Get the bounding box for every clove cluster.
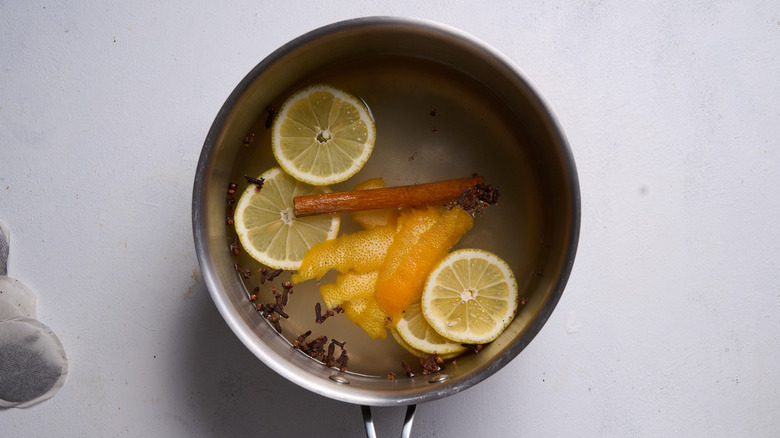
[420,354,444,375]
[226,183,237,225]
[250,276,293,334]
[293,331,350,372]
[453,182,501,216]
[396,354,445,379]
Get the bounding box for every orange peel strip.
[291,224,395,283]
[375,206,474,324]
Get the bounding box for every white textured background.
[2,1,779,436]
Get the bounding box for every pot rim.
[193,15,580,406]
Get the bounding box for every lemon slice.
[272,84,376,186]
[391,329,463,361]
[421,249,518,344]
[393,302,467,358]
[390,329,433,358]
[234,167,340,270]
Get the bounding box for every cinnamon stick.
[293,176,484,217]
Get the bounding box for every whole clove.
[265,106,278,128]
[249,286,260,302]
[461,343,484,354]
[258,267,284,285]
[244,175,265,192]
[401,360,414,378]
[266,268,283,282]
[315,302,323,324]
[226,194,236,225]
[234,264,252,279]
[268,302,289,319]
[321,308,335,322]
[243,133,255,147]
[230,235,240,255]
[258,267,268,284]
[331,339,346,349]
[325,342,337,367]
[336,350,349,372]
[315,302,340,324]
[281,281,293,306]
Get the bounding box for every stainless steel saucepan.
[192,16,580,436]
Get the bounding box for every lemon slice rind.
[393,302,467,358]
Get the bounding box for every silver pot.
[192,16,579,435]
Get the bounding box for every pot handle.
[361,404,417,438]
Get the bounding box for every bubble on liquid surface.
[0,318,68,408]
[0,277,37,321]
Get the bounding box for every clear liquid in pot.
[228,55,544,377]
